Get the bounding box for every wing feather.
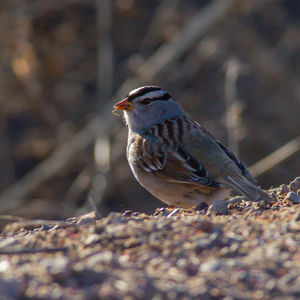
[131,121,219,188]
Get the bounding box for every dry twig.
[0,247,68,255]
[141,0,181,51]
[249,135,300,177]
[223,58,244,155]
[136,0,239,82]
[91,0,114,209]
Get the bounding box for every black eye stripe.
[158,93,171,101]
[141,93,171,103]
[140,94,172,105]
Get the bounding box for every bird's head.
[113,86,184,132]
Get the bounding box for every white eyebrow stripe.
[129,87,144,96]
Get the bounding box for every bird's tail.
[221,175,270,202]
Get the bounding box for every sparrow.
[113,86,269,208]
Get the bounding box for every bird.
[113,86,270,208]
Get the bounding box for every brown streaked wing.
[137,119,219,187]
[134,133,167,173]
[155,148,219,187]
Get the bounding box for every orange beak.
[113,97,134,111]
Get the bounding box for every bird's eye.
[141,98,152,105]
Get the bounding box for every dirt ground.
[0,177,299,299]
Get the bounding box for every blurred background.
[0,0,299,219]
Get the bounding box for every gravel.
[0,178,300,299]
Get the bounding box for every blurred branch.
[0,118,100,212]
[0,0,95,42]
[136,0,239,82]
[0,247,68,255]
[91,0,113,209]
[250,135,300,177]
[64,166,93,207]
[0,0,245,212]
[168,37,221,90]
[235,24,299,90]
[141,0,181,51]
[223,58,244,155]
[96,0,113,105]
[0,118,16,187]
[0,215,26,231]
[0,3,61,127]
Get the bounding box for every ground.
[0,177,299,299]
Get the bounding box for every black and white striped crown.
[127,86,173,103]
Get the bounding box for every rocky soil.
[0,178,300,299]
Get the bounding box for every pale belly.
[133,167,230,208]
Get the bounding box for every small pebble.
[0,260,9,272]
[185,264,199,276]
[41,257,70,274]
[153,208,169,216]
[293,212,300,221]
[277,184,289,195]
[270,191,278,202]
[200,259,221,272]
[132,212,141,217]
[122,210,133,216]
[76,212,99,225]
[0,237,19,249]
[257,199,267,209]
[289,177,300,192]
[284,192,300,204]
[85,234,101,246]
